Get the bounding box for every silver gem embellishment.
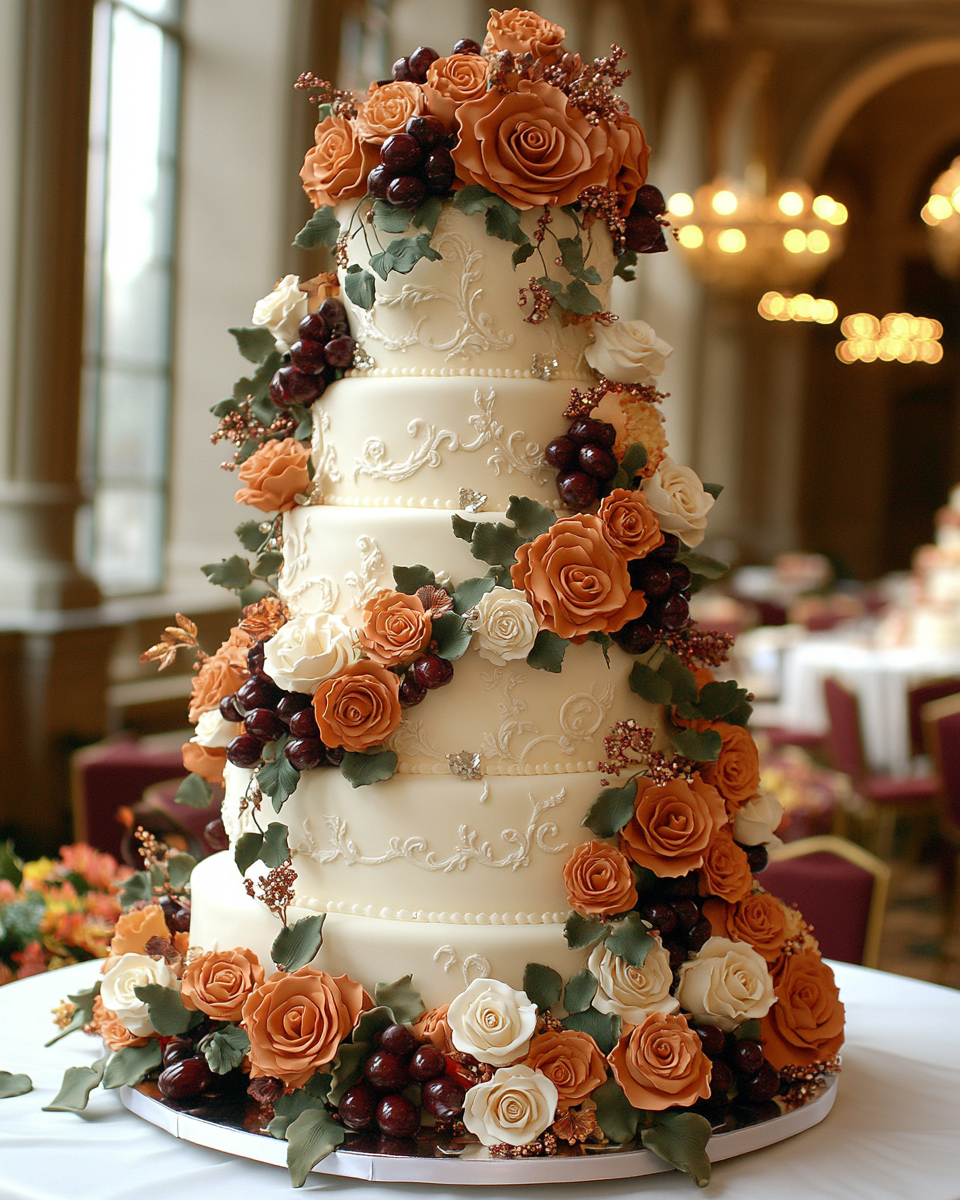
[458,487,487,512]
[447,750,482,781]
[352,345,376,370]
[531,354,559,381]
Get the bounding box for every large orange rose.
[355,81,424,144]
[699,723,761,812]
[454,80,614,210]
[313,660,401,752]
[300,113,377,209]
[608,114,650,215]
[234,438,310,515]
[760,951,845,1071]
[620,776,727,878]
[697,826,753,903]
[93,995,149,1051]
[562,840,637,917]
[597,488,663,559]
[357,589,432,667]
[510,513,646,639]
[704,892,802,964]
[181,741,226,785]
[109,904,170,957]
[525,1028,607,1108]
[242,967,372,1090]
[181,948,265,1023]
[483,8,566,64]
[424,53,490,127]
[608,1012,712,1110]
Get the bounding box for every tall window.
[78,0,181,595]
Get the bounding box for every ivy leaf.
[527,630,568,674]
[658,651,698,704]
[505,494,555,541]
[339,749,398,788]
[522,963,562,1011]
[0,1072,33,1098]
[326,1043,367,1106]
[393,564,436,594]
[370,232,441,280]
[611,441,649,491]
[431,612,472,660]
[613,250,638,282]
[236,439,259,466]
[453,184,502,214]
[174,772,215,811]
[676,680,752,725]
[166,852,196,892]
[592,1076,640,1143]
[557,236,586,277]
[512,242,537,268]
[629,661,672,705]
[588,630,612,667]
[304,1072,332,1102]
[45,981,101,1046]
[555,278,601,316]
[485,200,529,246]
[582,777,637,838]
[272,913,325,972]
[374,975,425,1025]
[671,726,722,763]
[285,1107,345,1188]
[564,911,609,951]
[605,912,655,969]
[451,513,476,543]
[201,555,253,593]
[202,1024,251,1074]
[235,521,268,555]
[641,1111,713,1188]
[118,871,152,911]
[211,396,238,418]
[734,1018,762,1042]
[267,1087,324,1139]
[675,547,729,580]
[42,1057,108,1113]
[261,822,290,869]
[536,275,562,296]
[561,968,597,1015]
[293,205,339,249]
[133,984,198,1036]
[102,1041,163,1089]
[702,482,724,499]
[452,575,495,613]
[371,199,412,233]
[469,521,522,570]
[293,405,313,442]
[235,831,264,875]
[561,1009,621,1055]
[411,195,443,235]
[259,748,301,812]
[253,550,284,579]
[229,325,277,364]
[343,265,376,311]
[236,352,283,427]
[350,1006,396,1051]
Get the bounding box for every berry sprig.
[293,72,357,118]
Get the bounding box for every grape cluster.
[338,1022,465,1139]
[158,893,191,935]
[610,534,691,653]
[398,652,455,708]
[368,117,456,210]
[638,874,711,972]
[624,184,668,255]
[390,39,480,84]
[545,417,620,511]
[692,1024,780,1107]
[269,298,356,411]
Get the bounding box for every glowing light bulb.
[677,224,704,248]
[783,229,806,254]
[812,195,836,220]
[717,228,746,253]
[952,187,960,212]
[928,194,953,221]
[711,189,738,215]
[667,192,694,217]
[806,229,830,254]
[778,191,804,216]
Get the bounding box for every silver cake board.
[119,1076,837,1185]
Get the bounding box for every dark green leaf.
[45,981,101,1046]
[561,968,598,1015]
[235,831,263,875]
[431,612,471,660]
[453,185,502,215]
[133,984,195,1036]
[0,1072,33,1098]
[0,840,23,887]
[642,1111,712,1188]
[42,1058,108,1113]
[605,912,655,969]
[371,232,441,279]
[587,630,612,666]
[202,1023,251,1074]
[343,266,376,310]
[613,251,638,282]
[723,699,753,727]
[561,1009,621,1055]
[555,278,601,316]
[339,749,398,788]
[236,439,259,466]
[286,1107,345,1186]
[702,482,724,499]
[393,564,436,594]
[171,772,212,813]
[272,913,325,972]
[557,236,585,276]
[259,749,301,812]
[582,777,637,838]
[734,1018,762,1041]
[670,726,722,762]
[451,513,476,542]
[253,550,284,579]
[512,241,537,267]
[522,963,562,1011]
[527,629,568,673]
[564,911,608,951]
[166,852,196,892]
[536,274,563,296]
[485,200,529,246]
[229,326,277,364]
[592,1076,640,1142]
[371,198,412,233]
[261,822,290,869]
[102,1041,163,1089]
[676,680,752,726]
[675,547,729,580]
[351,1006,396,1051]
[267,1087,324,1139]
[118,870,153,910]
[469,520,522,569]
[611,441,648,493]
[304,1072,332,1101]
[581,265,602,285]
[327,1044,367,1106]
[411,195,443,235]
[374,975,425,1025]
[236,352,283,427]
[452,575,495,613]
[293,405,313,442]
[658,651,698,704]
[293,206,339,249]
[201,555,253,592]
[211,396,239,418]
[505,494,555,541]
[629,661,672,704]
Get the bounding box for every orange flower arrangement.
[608,1011,712,1110]
[483,7,566,64]
[187,625,252,723]
[181,948,266,1023]
[597,488,663,558]
[620,776,727,877]
[357,589,432,667]
[300,113,378,209]
[699,722,761,812]
[562,839,638,916]
[525,1028,607,1108]
[704,892,803,963]
[697,826,754,903]
[423,53,491,126]
[234,438,310,514]
[760,950,845,1071]
[355,80,425,144]
[313,660,402,752]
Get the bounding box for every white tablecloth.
[778,637,960,773]
[1,961,959,1200]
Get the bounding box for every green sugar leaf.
[702,482,724,499]
[260,822,291,869]
[485,199,529,245]
[202,1024,251,1075]
[272,914,325,973]
[371,199,412,233]
[432,611,472,660]
[512,241,537,267]
[0,1072,33,1098]
[339,749,398,788]
[527,630,568,674]
[42,1058,108,1113]
[411,195,443,235]
[671,726,722,763]
[604,912,655,969]
[267,1087,324,1139]
[343,265,376,311]
[452,575,495,613]
[555,277,601,316]
[393,563,436,594]
[451,513,476,542]
[118,871,152,911]
[234,518,267,553]
[201,555,253,593]
[166,852,196,892]
[293,206,339,249]
[285,1108,345,1188]
[629,661,672,705]
[469,521,523,570]
[234,831,263,875]
[592,1076,640,1143]
[102,1041,163,1089]
[132,984,196,1036]
[641,1111,713,1188]
[675,547,729,580]
[582,777,638,838]
[253,550,284,580]
[46,981,101,1046]
[505,494,555,540]
[561,968,597,1015]
[658,651,698,704]
[453,184,502,215]
[561,1009,621,1055]
[374,975,425,1025]
[522,963,562,1011]
[564,910,608,951]
[614,250,638,281]
[229,326,276,364]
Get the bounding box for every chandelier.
[666,180,848,294]
[921,157,960,278]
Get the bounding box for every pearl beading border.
[345,366,590,381]
[319,494,566,511]
[297,895,568,925]
[395,761,599,776]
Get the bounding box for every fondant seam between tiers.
[393,760,599,775]
[345,367,592,380]
[316,495,569,510]
[296,895,570,924]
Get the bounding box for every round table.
[1,960,959,1200]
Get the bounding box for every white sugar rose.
[588,940,679,1024]
[101,952,177,1037]
[192,708,239,748]
[447,977,537,1066]
[675,936,776,1032]
[471,587,538,665]
[734,790,785,849]
[463,1065,559,1147]
[251,274,309,353]
[263,613,358,693]
[642,456,715,548]
[585,318,673,385]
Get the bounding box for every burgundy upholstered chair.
[908,677,960,758]
[920,694,960,969]
[763,835,890,967]
[823,677,939,858]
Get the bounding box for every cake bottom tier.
[189,851,585,1008]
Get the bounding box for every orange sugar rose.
[704,892,803,963]
[597,489,663,559]
[760,950,845,1071]
[300,113,378,208]
[483,8,566,64]
[355,80,425,144]
[234,438,310,515]
[423,53,490,126]
[109,904,170,957]
[608,114,650,215]
[608,1011,712,1110]
[699,722,761,812]
[313,660,401,752]
[188,625,252,723]
[181,741,226,786]
[93,995,149,1051]
[412,1004,452,1051]
[620,776,727,878]
[357,589,432,667]
[563,839,638,917]
[525,1028,607,1108]
[697,826,754,903]
[181,948,265,1023]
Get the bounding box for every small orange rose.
[313,660,401,752]
[562,840,638,916]
[608,1011,712,1110]
[181,948,265,1023]
[620,776,728,878]
[699,723,761,812]
[424,53,490,126]
[300,113,378,209]
[234,438,310,515]
[704,892,802,963]
[109,904,170,957]
[93,995,149,1051]
[597,488,663,559]
[760,950,845,1071]
[181,741,227,786]
[697,826,754,903]
[357,589,432,667]
[510,513,646,639]
[188,625,252,723]
[412,1004,452,1050]
[525,1028,607,1108]
[608,114,650,215]
[355,80,425,144]
[484,8,566,64]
